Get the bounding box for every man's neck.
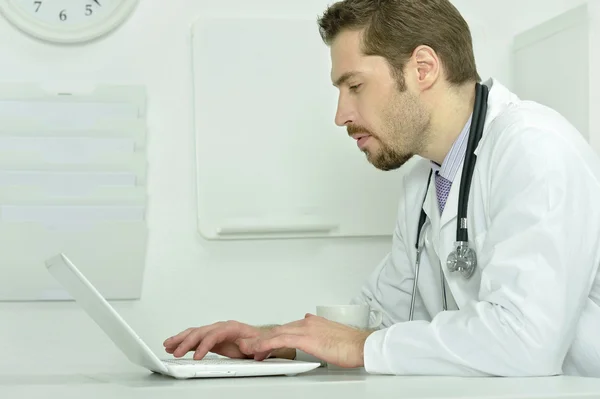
[421,82,477,165]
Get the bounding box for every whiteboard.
[512,4,590,140]
[190,17,408,240]
[0,83,148,301]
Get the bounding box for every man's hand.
[163,321,274,360]
[163,321,269,360]
[242,313,374,368]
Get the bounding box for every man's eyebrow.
[332,71,360,87]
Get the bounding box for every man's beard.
[366,138,415,171]
[365,104,430,171]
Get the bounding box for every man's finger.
[163,327,195,347]
[173,325,218,357]
[237,337,257,355]
[193,327,235,360]
[253,351,272,362]
[165,328,200,352]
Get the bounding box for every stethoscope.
[408,82,489,321]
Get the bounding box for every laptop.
[44,253,321,379]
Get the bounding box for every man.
[164,0,600,377]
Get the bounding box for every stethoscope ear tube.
[456,83,489,242]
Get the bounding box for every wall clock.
[0,0,139,44]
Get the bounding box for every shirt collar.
[430,114,473,183]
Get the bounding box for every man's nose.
[334,95,354,127]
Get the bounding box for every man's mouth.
[352,133,370,140]
[352,133,371,149]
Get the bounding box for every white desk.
[3,364,600,399]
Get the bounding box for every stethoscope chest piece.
[446,241,477,279]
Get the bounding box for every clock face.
[17,0,120,25]
[0,0,139,43]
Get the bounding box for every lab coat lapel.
[422,171,441,252]
[439,163,462,230]
[423,161,462,263]
[437,168,461,302]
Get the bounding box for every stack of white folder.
[0,83,148,301]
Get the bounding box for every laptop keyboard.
[162,357,260,366]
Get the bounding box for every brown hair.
[317,0,481,88]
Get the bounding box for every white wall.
[479,0,588,91]
[0,0,578,375]
[429,0,589,92]
[493,0,597,152]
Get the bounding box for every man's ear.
[411,45,440,91]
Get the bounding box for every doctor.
[164,0,600,377]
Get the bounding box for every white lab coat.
[352,78,600,377]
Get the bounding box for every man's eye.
[349,84,361,91]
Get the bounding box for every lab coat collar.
[474,78,520,156]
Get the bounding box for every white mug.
[316,304,383,369]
